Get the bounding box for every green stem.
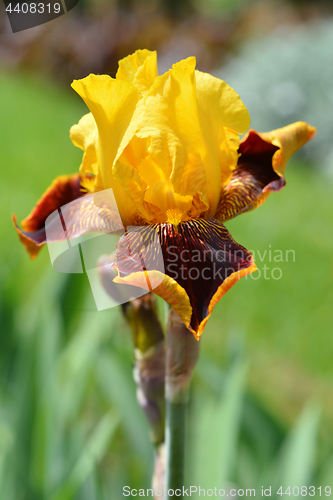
[166,400,187,497]
[165,310,200,499]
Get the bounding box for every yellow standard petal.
[134,57,222,219]
[71,53,250,226]
[70,112,98,192]
[195,70,250,187]
[71,74,143,225]
[70,112,98,175]
[116,49,158,95]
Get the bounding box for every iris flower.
[13,50,315,339]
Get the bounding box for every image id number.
[277,486,332,496]
[5,2,61,14]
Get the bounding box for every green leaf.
[190,359,246,488]
[49,411,119,500]
[279,403,320,488]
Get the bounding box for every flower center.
[166,208,183,227]
[147,179,193,224]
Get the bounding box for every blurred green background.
[1,0,333,498]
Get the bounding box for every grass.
[1,69,333,498]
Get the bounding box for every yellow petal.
[116,49,158,95]
[135,57,222,217]
[114,271,193,330]
[70,113,98,192]
[195,70,250,134]
[120,135,150,170]
[71,54,251,225]
[195,70,250,186]
[71,74,142,225]
[258,121,316,177]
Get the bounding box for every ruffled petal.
[71,54,251,225]
[70,112,98,174]
[135,57,222,218]
[116,49,158,95]
[195,70,250,186]
[112,218,256,338]
[215,121,316,222]
[259,121,316,177]
[114,271,193,330]
[13,178,122,259]
[71,74,142,225]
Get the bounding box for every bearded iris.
[13,49,315,339]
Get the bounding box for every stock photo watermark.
[165,245,295,282]
[122,485,332,497]
[3,0,80,32]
